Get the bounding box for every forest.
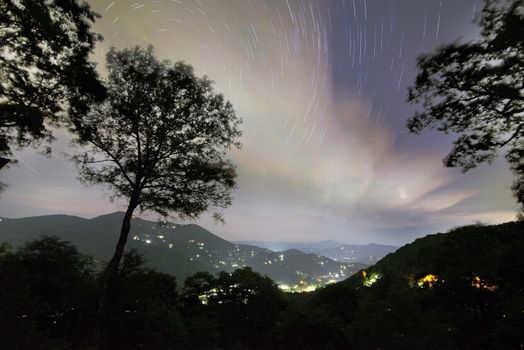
[1,220,523,349]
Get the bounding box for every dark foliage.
[339,221,524,349]
[0,237,96,349]
[407,0,524,206]
[70,45,241,345]
[180,267,286,350]
[73,46,241,220]
[103,251,186,350]
[2,221,523,349]
[0,0,105,163]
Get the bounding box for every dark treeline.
[1,221,523,350]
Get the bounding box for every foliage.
[516,208,524,221]
[407,0,524,205]
[0,0,105,160]
[73,45,241,220]
[181,267,286,349]
[340,220,524,349]
[71,45,241,345]
[0,237,96,349]
[2,221,523,349]
[103,251,186,350]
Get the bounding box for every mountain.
[340,221,524,288]
[233,240,397,264]
[0,212,366,286]
[233,240,343,252]
[314,243,398,264]
[307,221,524,349]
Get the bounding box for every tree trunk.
[90,191,140,349]
[0,157,9,170]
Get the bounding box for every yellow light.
[362,271,381,287]
[278,284,290,291]
[417,274,438,288]
[471,276,497,291]
[302,285,317,292]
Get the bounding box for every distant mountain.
[315,243,398,264]
[233,240,343,252]
[234,240,397,264]
[0,212,366,286]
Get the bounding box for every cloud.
[0,0,518,245]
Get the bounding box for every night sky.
[0,0,518,245]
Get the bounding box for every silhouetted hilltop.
[307,221,524,349]
[340,221,524,288]
[0,212,366,285]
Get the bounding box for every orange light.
[417,274,438,288]
[471,276,497,291]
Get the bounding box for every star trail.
[0,0,517,245]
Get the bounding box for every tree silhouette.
[0,237,96,349]
[407,0,524,206]
[72,46,241,346]
[0,0,105,169]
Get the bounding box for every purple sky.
[0,0,518,245]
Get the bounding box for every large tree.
[72,46,241,345]
[407,0,524,205]
[0,0,105,168]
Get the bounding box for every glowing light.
[417,274,438,288]
[278,284,290,291]
[145,239,151,244]
[303,285,317,292]
[198,294,208,305]
[362,270,381,287]
[278,282,319,293]
[471,276,497,291]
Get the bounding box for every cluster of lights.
[471,276,497,291]
[132,233,359,287]
[131,233,170,246]
[198,285,257,305]
[414,274,498,291]
[278,281,319,293]
[417,274,439,288]
[362,270,381,287]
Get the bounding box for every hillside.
[305,221,524,349]
[341,221,524,288]
[0,212,366,286]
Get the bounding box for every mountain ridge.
[0,212,367,286]
[234,239,397,264]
